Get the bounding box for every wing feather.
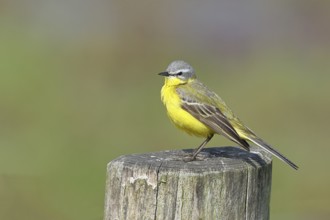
[177,85,250,151]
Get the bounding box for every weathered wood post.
[104,147,272,220]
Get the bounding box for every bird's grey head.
[158,60,196,80]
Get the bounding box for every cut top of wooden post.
[104,147,272,220]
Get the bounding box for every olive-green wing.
[176,82,250,151]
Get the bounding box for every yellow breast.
[161,83,213,137]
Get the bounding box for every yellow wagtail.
[158,60,298,170]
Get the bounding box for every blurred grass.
[1,3,330,219]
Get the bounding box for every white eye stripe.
[170,69,191,75]
[178,69,190,73]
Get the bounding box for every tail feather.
[247,136,299,170]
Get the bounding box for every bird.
[158,60,298,170]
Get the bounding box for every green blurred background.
[1,0,329,219]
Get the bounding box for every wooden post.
[104,147,272,220]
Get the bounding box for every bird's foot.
[183,154,197,162]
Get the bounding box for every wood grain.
[104,147,272,220]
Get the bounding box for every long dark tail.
[247,136,298,170]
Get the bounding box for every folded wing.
[177,84,250,151]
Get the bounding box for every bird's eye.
[176,72,183,76]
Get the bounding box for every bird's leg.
[191,134,214,160]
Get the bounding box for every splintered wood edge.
[107,146,272,173]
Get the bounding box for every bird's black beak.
[158,71,170,76]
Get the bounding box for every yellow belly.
[161,84,213,137]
